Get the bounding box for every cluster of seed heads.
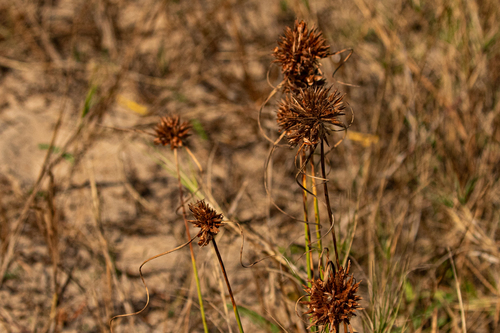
[274,21,361,332]
[153,119,224,247]
[149,19,360,333]
[273,20,348,153]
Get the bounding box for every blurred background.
[0,0,499,332]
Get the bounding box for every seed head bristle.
[302,261,362,331]
[277,86,347,149]
[273,20,331,93]
[153,115,191,150]
[188,200,224,247]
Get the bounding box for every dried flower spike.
[273,20,331,93]
[188,200,224,247]
[153,115,191,150]
[302,261,362,332]
[277,86,347,150]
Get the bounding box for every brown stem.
[310,155,323,275]
[212,239,244,332]
[320,139,340,269]
[300,150,313,281]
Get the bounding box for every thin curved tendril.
[234,220,277,269]
[304,222,334,255]
[231,220,307,283]
[294,145,317,195]
[295,294,309,325]
[317,247,329,276]
[329,48,354,79]
[294,123,350,195]
[232,215,333,285]
[258,83,283,144]
[266,63,278,90]
[324,107,353,156]
[109,236,197,332]
[264,132,306,222]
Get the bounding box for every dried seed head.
[277,86,347,149]
[273,20,331,93]
[302,261,362,331]
[153,115,191,150]
[188,200,224,247]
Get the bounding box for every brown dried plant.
[277,86,347,152]
[188,200,224,247]
[273,23,357,332]
[153,115,191,150]
[302,261,362,332]
[154,116,210,332]
[273,20,331,93]
[188,200,245,332]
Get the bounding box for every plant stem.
[300,151,313,285]
[301,151,315,331]
[310,154,323,278]
[212,239,245,333]
[174,148,209,333]
[320,140,340,269]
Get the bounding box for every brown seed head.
[302,261,362,331]
[153,115,191,150]
[188,200,224,247]
[277,86,347,149]
[273,20,331,93]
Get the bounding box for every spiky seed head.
[188,200,224,247]
[277,86,347,149]
[273,20,331,93]
[302,261,362,331]
[153,115,191,150]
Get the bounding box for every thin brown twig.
[301,151,314,283]
[212,239,244,333]
[320,140,340,268]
